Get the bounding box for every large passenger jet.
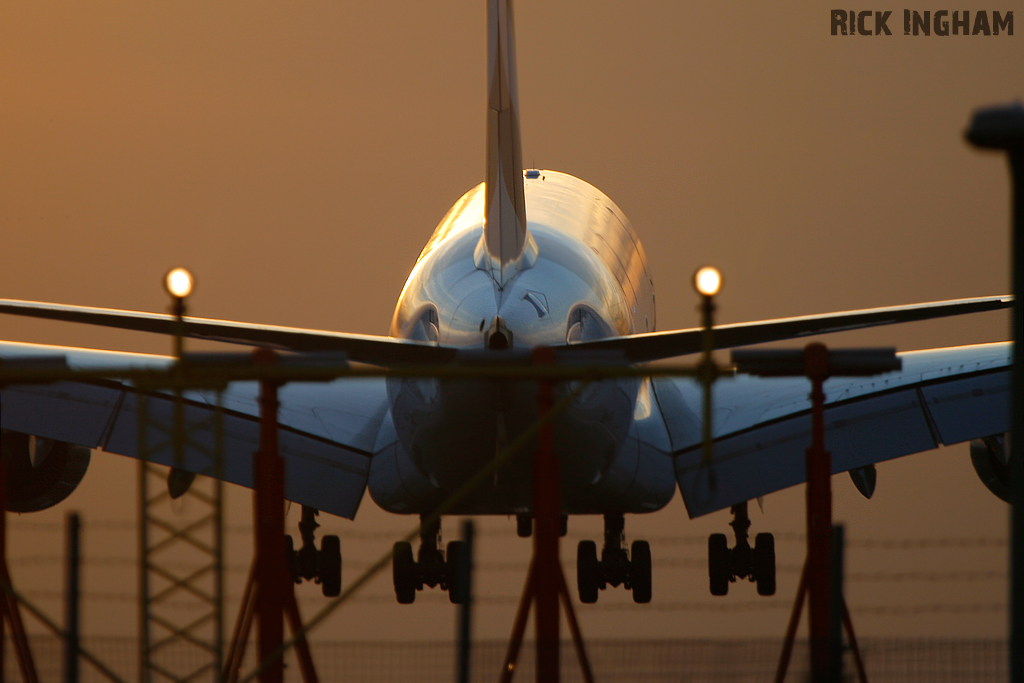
[0,0,1012,604]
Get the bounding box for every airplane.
[0,0,1014,606]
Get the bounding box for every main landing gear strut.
[286,505,342,597]
[576,513,651,604]
[392,516,467,604]
[708,501,775,596]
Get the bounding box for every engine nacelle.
[970,433,1010,503]
[0,430,91,512]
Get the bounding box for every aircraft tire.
[577,540,600,604]
[446,541,465,604]
[516,515,532,538]
[393,541,417,604]
[708,533,730,596]
[630,540,652,604]
[320,535,342,597]
[754,533,776,596]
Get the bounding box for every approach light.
[693,266,722,297]
[164,267,195,299]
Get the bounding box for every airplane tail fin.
[478,0,535,287]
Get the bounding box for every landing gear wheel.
[577,540,600,604]
[446,541,465,604]
[320,535,341,597]
[516,514,532,538]
[630,540,652,604]
[708,533,730,596]
[753,532,776,596]
[393,541,417,604]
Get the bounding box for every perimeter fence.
[8,635,1007,682]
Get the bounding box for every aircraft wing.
[0,295,1010,366]
[569,295,1012,362]
[0,299,456,366]
[652,342,1011,518]
[0,342,389,519]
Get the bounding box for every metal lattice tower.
[137,391,225,683]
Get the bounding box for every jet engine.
[969,433,1010,503]
[0,430,91,512]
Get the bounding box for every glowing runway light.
[164,267,195,299]
[694,266,722,297]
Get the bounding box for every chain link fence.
[9,635,1007,682]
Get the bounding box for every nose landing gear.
[514,513,568,538]
[576,514,651,604]
[708,501,775,596]
[392,516,466,604]
[286,506,342,597]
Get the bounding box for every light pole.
[162,266,195,476]
[694,266,722,482]
[965,102,1024,683]
[162,267,195,362]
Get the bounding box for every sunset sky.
[0,0,1019,649]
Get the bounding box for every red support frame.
[254,351,286,683]
[533,349,560,680]
[0,450,40,683]
[769,343,871,683]
[499,347,593,683]
[222,349,319,683]
[804,343,833,680]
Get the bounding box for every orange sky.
[0,0,1018,649]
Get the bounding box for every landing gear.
[392,541,418,604]
[575,514,651,604]
[392,516,464,604]
[445,540,466,604]
[577,540,601,603]
[707,501,775,596]
[320,536,342,597]
[515,513,568,538]
[286,506,342,597]
[631,540,652,603]
[708,533,730,596]
[516,513,532,538]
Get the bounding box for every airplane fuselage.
[368,171,677,516]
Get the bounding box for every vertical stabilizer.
[479,0,535,287]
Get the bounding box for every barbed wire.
[849,537,1008,549]
[6,520,1008,550]
[846,570,1006,582]
[14,587,1005,616]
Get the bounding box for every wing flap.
[101,391,372,518]
[673,388,940,517]
[1,381,123,448]
[0,342,389,519]
[922,372,1010,445]
[657,342,1012,518]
